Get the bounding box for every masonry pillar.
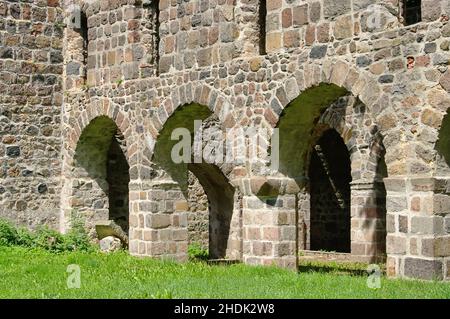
[239,177,298,270]
[350,180,387,263]
[296,189,310,250]
[385,176,450,281]
[128,180,189,262]
[226,190,244,261]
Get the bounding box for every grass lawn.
[0,246,449,299]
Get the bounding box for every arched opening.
[308,129,351,253]
[151,103,241,260]
[188,162,236,259]
[71,116,130,235]
[106,133,130,232]
[275,83,387,262]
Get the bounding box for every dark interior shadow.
[73,116,130,233]
[308,129,351,253]
[188,162,235,259]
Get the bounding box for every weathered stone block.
[145,214,171,229]
[99,236,122,253]
[95,220,129,245]
[334,15,353,39]
[386,234,406,255]
[404,257,443,280]
[411,216,444,235]
[292,5,308,26]
[323,0,351,18]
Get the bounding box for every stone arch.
[304,96,359,181]
[144,83,236,161]
[133,101,242,261]
[65,102,136,167]
[273,80,388,262]
[61,113,132,238]
[270,59,390,182]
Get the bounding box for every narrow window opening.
[259,0,267,55]
[73,10,88,80]
[144,0,160,75]
[403,0,421,25]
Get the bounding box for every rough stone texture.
[0,0,63,229]
[95,219,129,245]
[187,170,209,250]
[99,235,123,252]
[3,0,450,280]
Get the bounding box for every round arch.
[61,109,134,237]
[138,101,242,261]
[272,79,388,262]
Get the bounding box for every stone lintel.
[233,176,302,196]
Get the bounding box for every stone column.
[350,180,387,263]
[225,191,244,261]
[297,190,310,250]
[385,177,450,281]
[129,180,189,262]
[239,177,298,270]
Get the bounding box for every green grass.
[0,246,449,299]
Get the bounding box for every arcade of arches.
[66,85,388,269]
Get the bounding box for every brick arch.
[60,102,136,235]
[307,96,387,183]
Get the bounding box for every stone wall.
[187,170,209,250]
[308,129,351,253]
[0,0,64,229]
[3,0,450,280]
[57,0,450,280]
[107,132,130,233]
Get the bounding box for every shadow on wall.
[152,103,236,259]
[308,129,351,253]
[188,162,235,259]
[152,103,212,194]
[73,116,130,234]
[275,84,349,182]
[435,110,450,174]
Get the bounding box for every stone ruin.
[1,0,450,280]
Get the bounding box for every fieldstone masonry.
[2,0,450,280]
